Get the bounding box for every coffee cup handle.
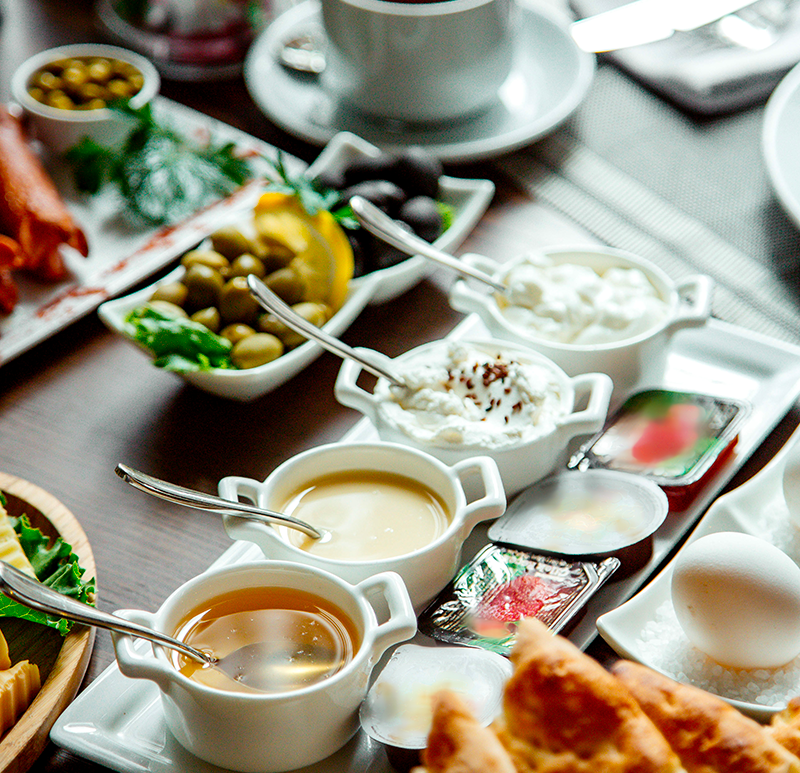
[450,456,507,534]
[112,609,176,691]
[355,571,417,657]
[665,275,714,334]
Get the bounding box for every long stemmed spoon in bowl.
[349,195,506,292]
[0,560,213,666]
[0,562,331,691]
[246,274,407,389]
[115,463,323,540]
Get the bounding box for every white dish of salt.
[597,420,800,722]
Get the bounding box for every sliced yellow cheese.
[0,507,34,576]
[0,660,40,734]
[0,630,10,671]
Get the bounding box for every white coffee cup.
[112,560,416,772]
[320,0,517,123]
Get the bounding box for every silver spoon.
[115,463,323,540]
[0,562,335,691]
[349,196,506,293]
[246,274,407,389]
[0,560,212,666]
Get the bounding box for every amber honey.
[171,586,360,693]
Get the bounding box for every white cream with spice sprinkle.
[496,254,669,345]
[373,342,565,449]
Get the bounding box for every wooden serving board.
[0,472,96,773]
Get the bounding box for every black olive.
[340,179,407,216]
[399,196,443,243]
[341,154,399,187]
[392,147,443,199]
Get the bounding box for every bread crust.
[495,619,683,773]
[420,690,516,773]
[612,660,800,773]
[770,698,800,758]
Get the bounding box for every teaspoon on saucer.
[247,274,407,388]
[349,196,506,292]
[115,463,323,540]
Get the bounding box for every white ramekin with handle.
[218,441,506,612]
[112,560,416,773]
[449,247,713,400]
[334,340,612,497]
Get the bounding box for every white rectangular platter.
[50,315,800,772]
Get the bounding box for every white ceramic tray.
[597,421,800,723]
[51,315,800,771]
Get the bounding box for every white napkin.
[569,0,800,113]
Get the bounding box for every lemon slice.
[254,192,354,312]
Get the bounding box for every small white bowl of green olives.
[11,43,160,155]
[97,232,381,402]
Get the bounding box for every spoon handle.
[0,561,211,664]
[349,196,506,293]
[115,464,322,540]
[246,275,405,388]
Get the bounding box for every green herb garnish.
[125,305,235,372]
[0,511,95,635]
[65,102,254,226]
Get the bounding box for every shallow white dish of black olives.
[97,132,495,401]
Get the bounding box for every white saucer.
[244,0,595,163]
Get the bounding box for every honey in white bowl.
[171,586,359,694]
[277,470,451,561]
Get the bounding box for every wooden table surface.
[1,0,799,770]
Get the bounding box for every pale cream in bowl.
[449,247,713,399]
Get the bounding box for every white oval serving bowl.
[448,246,713,400]
[111,560,416,772]
[11,43,160,155]
[334,339,613,496]
[218,441,506,612]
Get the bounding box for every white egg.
[671,531,800,669]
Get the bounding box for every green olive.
[209,226,255,261]
[231,334,284,369]
[227,254,266,279]
[264,266,305,305]
[183,264,225,310]
[218,275,260,325]
[147,300,188,318]
[150,281,188,308]
[256,313,290,341]
[278,302,330,348]
[190,306,221,333]
[220,323,256,345]
[181,249,230,273]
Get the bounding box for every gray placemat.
[498,64,800,344]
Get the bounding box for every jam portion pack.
[568,389,749,509]
[418,544,619,655]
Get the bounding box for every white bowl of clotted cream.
[448,247,713,401]
[334,339,613,497]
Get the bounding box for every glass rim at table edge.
[49,313,800,772]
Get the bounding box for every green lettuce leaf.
[0,506,95,635]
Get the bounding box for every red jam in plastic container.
[568,389,749,510]
[417,544,619,655]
